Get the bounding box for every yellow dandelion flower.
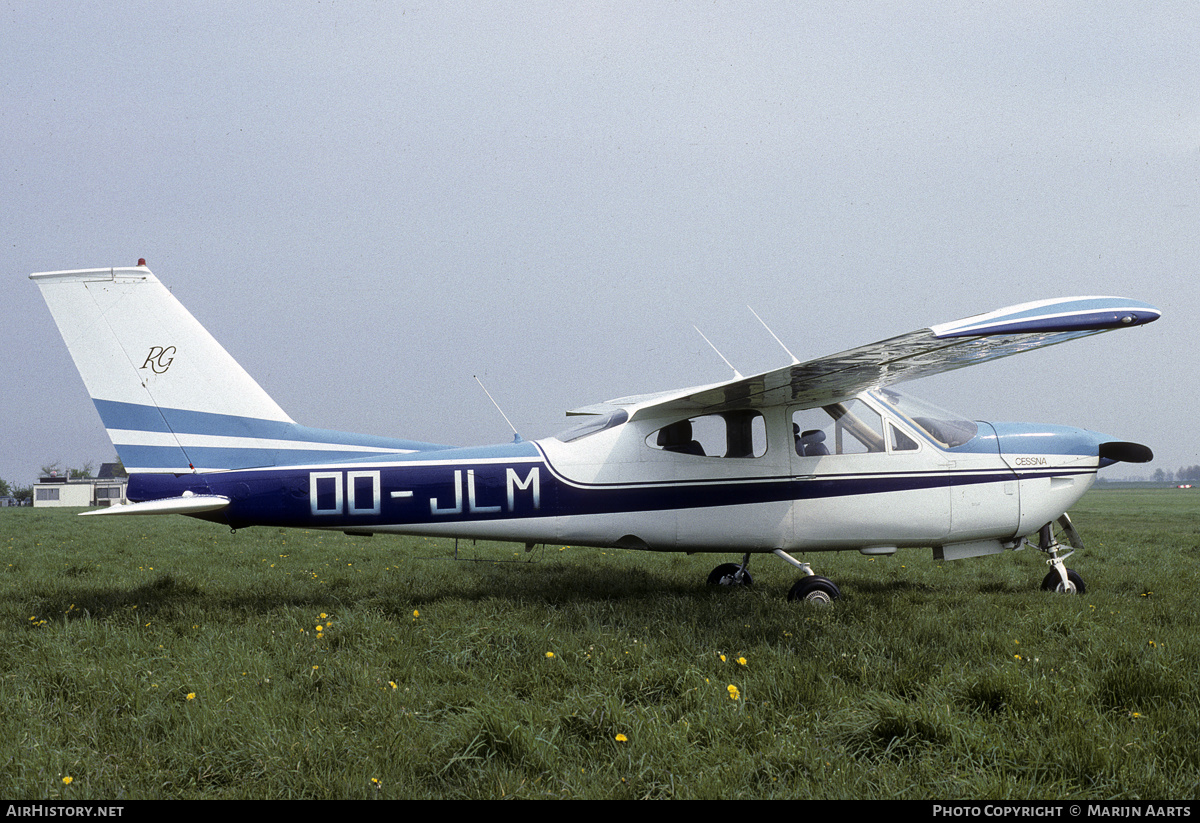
[545,651,555,658]
[62,776,73,786]
[719,654,726,662]
[737,657,747,666]
[186,692,196,701]
[413,610,419,618]
[615,733,628,742]
[389,681,398,690]
[727,684,740,700]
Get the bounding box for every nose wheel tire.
[1041,568,1086,594]
[1035,516,1086,594]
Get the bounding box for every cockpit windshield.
[873,389,978,449]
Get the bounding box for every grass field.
[2,488,1198,799]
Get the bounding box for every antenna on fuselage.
[748,305,800,365]
[474,375,523,443]
[694,326,742,379]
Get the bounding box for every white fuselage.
[326,390,1101,557]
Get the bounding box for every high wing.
[574,296,1161,420]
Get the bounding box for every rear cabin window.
[646,411,767,458]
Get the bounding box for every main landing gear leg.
[707,552,754,587]
[1036,514,1087,594]
[773,549,841,604]
[707,550,842,602]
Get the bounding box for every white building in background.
[32,463,128,508]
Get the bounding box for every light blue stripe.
[94,399,450,451]
[381,441,542,462]
[118,444,428,469]
[119,439,542,471]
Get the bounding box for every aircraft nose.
[990,423,1153,468]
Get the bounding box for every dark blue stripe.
[128,459,1082,530]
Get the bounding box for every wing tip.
[931,296,1161,339]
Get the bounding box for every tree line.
[1152,465,1200,484]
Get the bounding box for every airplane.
[31,262,1160,603]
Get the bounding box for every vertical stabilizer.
[33,265,441,472]
[34,266,292,420]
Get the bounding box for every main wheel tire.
[1040,568,1086,594]
[787,576,840,603]
[707,563,752,587]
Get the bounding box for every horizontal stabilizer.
[79,494,231,517]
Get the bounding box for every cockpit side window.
[646,411,767,458]
[792,400,885,456]
[888,423,919,452]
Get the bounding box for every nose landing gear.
[1036,514,1087,594]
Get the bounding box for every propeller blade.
[1099,441,1154,464]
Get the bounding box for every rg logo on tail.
[141,345,176,374]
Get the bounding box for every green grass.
[2,488,1198,799]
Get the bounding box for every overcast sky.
[3,1,1197,486]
